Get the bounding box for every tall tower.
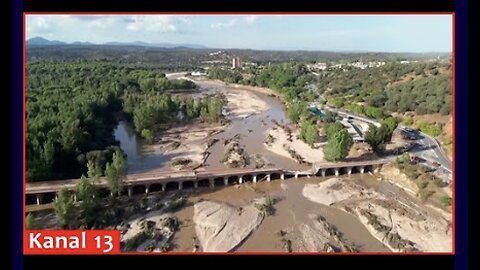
[232,57,241,69]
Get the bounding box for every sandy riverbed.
[264,126,325,164]
[193,198,267,252]
[142,83,272,171]
[223,89,270,120]
[302,177,452,252]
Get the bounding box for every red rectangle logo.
[24,230,121,255]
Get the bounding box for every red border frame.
[23,12,455,255]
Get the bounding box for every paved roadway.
[398,125,452,173]
[318,104,452,177]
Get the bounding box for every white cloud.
[26,17,51,37]
[211,18,238,29]
[26,15,75,38]
[126,16,177,32]
[87,17,117,30]
[211,16,258,29]
[244,16,257,24]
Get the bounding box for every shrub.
[440,195,452,207]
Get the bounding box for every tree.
[365,124,393,153]
[76,175,99,227]
[323,129,353,161]
[324,122,345,140]
[87,159,102,179]
[287,102,304,123]
[105,150,127,196]
[383,116,399,133]
[26,213,41,229]
[53,188,76,229]
[300,120,319,146]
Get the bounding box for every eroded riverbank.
[115,79,304,174]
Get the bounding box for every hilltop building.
[232,57,242,69]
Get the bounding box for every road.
[398,125,452,173]
[318,104,452,177]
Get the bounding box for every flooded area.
[114,79,305,173]
[170,174,391,252]
[110,78,451,253]
[114,121,174,173]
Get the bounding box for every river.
[170,174,390,252]
[113,80,390,252]
[113,80,304,173]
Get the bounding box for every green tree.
[76,175,99,228]
[300,120,319,146]
[53,188,76,229]
[105,150,127,196]
[324,122,345,140]
[87,159,102,179]
[26,213,41,229]
[365,124,393,153]
[383,116,399,132]
[287,102,304,123]
[323,129,353,161]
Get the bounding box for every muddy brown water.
[114,81,391,252]
[114,81,305,174]
[170,174,391,252]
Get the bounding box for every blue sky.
[26,15,452,52]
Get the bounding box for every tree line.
[27,61,197,182]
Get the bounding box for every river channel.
[113,80,391,252]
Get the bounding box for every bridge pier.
[145,185,150,194]
[359,166,365,174]
[253,175,257,183]
[239,176,243,184]
[334,168,340,176]
[295,172,299,179]
[35,194,42,205]
[347,167,352,175]
[194,181,198,189]
[321,169,326,177]
[178,182,183,190]
[280,173,285,180]
[209,178,215,188]
[267,175,271,182]
[128,187,132,197]
[161,184,166,192]
[224,177,228,186]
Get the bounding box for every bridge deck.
[26,159,391,194]
[26,168,283,194]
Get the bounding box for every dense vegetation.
[27,61,198,182]
[27,44,450,68]
[320,61,452,115]
[123,93,225,143]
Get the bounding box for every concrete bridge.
[26,159,391,205]
[310,159,390,177]
[26,167,285,205]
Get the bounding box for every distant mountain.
[71,41,95,46]
[27,37,207,49]
[27,37,67,46]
